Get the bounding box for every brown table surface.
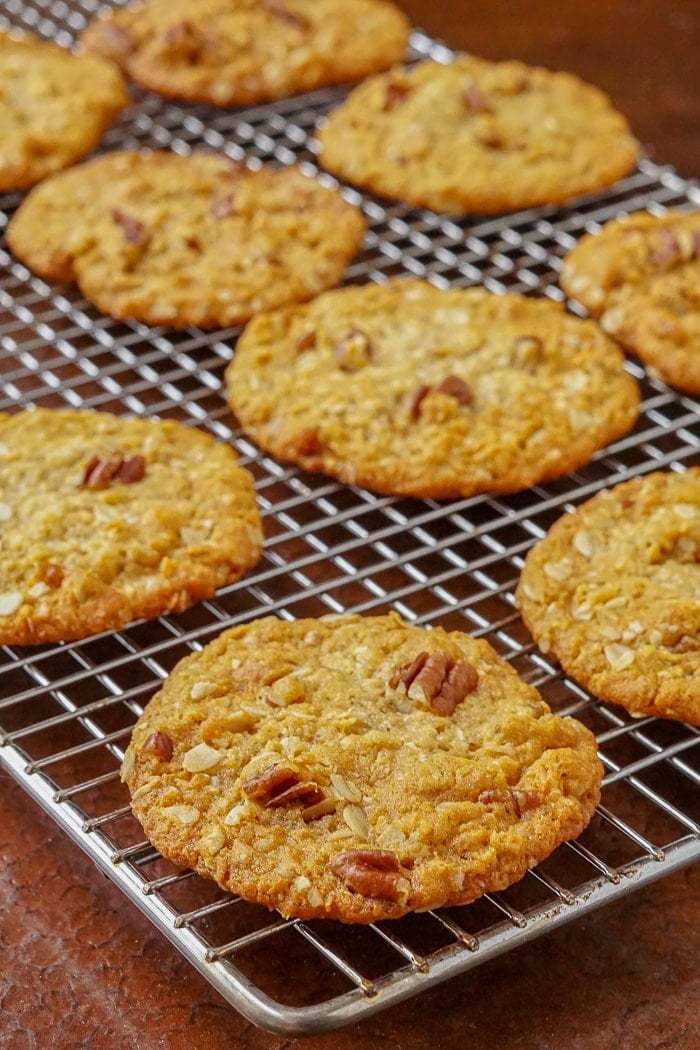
[2,3,699,1048]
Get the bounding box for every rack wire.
[1,0,699,1035]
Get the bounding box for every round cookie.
[516,468,700,725]
[122,611,602,923]
[80,0,410,107]
[6,151,367,329]
[0,408,263,645]
[225,279,640,499]
[316,55,640,214]
[560,209,700,394]
[0,29,128,192]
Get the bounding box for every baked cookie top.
[6,151,366,329]
[560,209,700,394]
[0,29,128,192]
[516,468,700,725]
[122,612,602,923]
[80,0,410,107]
[316,55,640,214]
[225,279,640,499]
[0,409,263,645]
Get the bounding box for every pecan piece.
[262,0,310,29]
[405,652,479,715]
[334,328,372,371]
[330,849,408,902]
[80,452,146,489]
[435,374,472,405]
[389,651,428,691]
[294,328,317,353]
[383,80,412,111]
[111,209,146,246]
[409,383,431,420]
[142,731,174,762]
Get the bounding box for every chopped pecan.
[142,731,174,762]
[161,20,204,59]
[293,428,322,457]
[39,563,64,589]
[478,787,544,819]
[463,81,492,112]
[334,328,372,371]
[435,374,472,404]
[330,849,407,901]
[668,633,700,654]
[389,651,428,691]
[80,452,146,489]
[241,763,324,809]
[403,652,479,715]
[409,383,431,420]
[262,0,310,29]
[294,328,317,353]
[383,80,412,111]
[111,209,146,246]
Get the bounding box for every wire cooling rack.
[1,0,700,1035]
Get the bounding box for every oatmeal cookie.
[316,54,639,214]
[516,468,700,725]
[0,28,128,192]
[6,151,366,329]
[80,0,409,107]
[122,611,602,923]
[0,408,263,645]
[560,209,700,394]
[225,279,640,499]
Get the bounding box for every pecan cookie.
[122,612,602,923]
[0,29,128,192]
[0,409,263,645]
[316,54,639,214]
[516,468,700,725]
[6,151,366,329]
[560,209,700,394]
[225,279,640,499]
[80,0,409,107]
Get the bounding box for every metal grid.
[1,0,700,1035]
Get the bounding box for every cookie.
[316,55,640,214]
[80,0,409,107]
[560,209,700,394]
[225,279,640,499]
[122,611,602,923]
[6,151,366,329]
[0,29,129,192]
[0,408,263,645]
[516,468,700,725]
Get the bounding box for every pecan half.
[330,849,407,901]
[241,763,323,808]
[398,652,479,715]
[389,651,428,691]
[80,452,146,489]
[111,209,146,246]
[142,731,174,762]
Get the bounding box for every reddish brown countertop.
[1,3,699,1048]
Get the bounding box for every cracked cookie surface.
[6,151,366,329]
[225,279,640,499]
[0,409,263,645]
[0,29,128,191]
[516,468,700,725]
[80,0,409,107]
[122,611,602,923]
[316,54,639,214]
[560,209,700,394]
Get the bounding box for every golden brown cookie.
[316,54,640,214]
[516,468,700,725]
[80,0,409,107]
[6,150,366,329]
[560,209,700,394]
[225,279,640,499]
[0,28,128,192]
[122,611,602,923]
[0,408,263,645]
